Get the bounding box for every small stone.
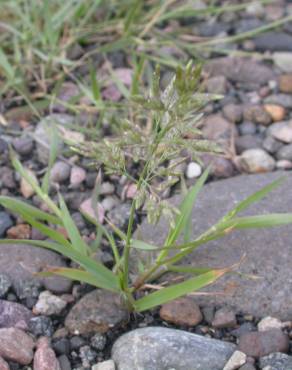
[235,135,262,155]
[212,307,237,329]
[90,333,107,351]
[264,105,286,122]
[6,224,30,239]
[0,300,32,330]
[262,136,283,154]
[52,338,70,356]
[230,322,256,338]
[70,166,86,188]
[243,105,271,126]
[237,149,275,173]
[238,329,289,358]
[28,316,54,337]
[0,275,11,299]
[70,336,86,351]
[14,279,41,300]
[205,76,228,94]
[33,291,67,316]
[92,360,116,370]
[268,120,292,143]
[223,104,243,124]
[259,352,292,370]
[79,345,96,368]
[202,114,237,143]
[276,159,292,169]
[34,337,61,370]
[159,298,203,326]
[223,351,247,370]
[101,196,119,212]
[57,355,71,370]
[239,364,256,370]
[264,94,292,109]
[0,213,13,238]
[65,290,127,335]
[276,144,292,161]
[12,136,34,156]
[125,183,137,199]
[20,169,38,199]
[107,203,132,230]
[0,328,34,365]
[186,162,202,179]
[253,32,292,52]
[79,198,105,224]
[201,154,235,178]
[100,182,115,195]
[0,357,9,370]
[50,162,71,184]
[257,316,283,331]
[112,327,236,370]
[273,52,292,73]
[0,167,15,189]
[278,74,292,93]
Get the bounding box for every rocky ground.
[1,1,292,369]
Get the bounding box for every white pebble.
[92,359,116,370]
[258,316,283,331]
[186,162,202,179]
[33,291,67,316]
[223,350,247,370]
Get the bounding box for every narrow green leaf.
[131,239,159,250]
[220,213,292,230]
[42,124,60,194]
[134,268,227,312]
[168,265,213,275]
[0,196,61,225]
[37,267,111,290]
[0,239,119,292]
[59,194,91,256]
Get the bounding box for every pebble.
[90,334,107,351]
[14,279,41,300]
[223,351,247,370]
[0,328,34,365]
[273,52,292,73]
[257,316,283,332]
[0,275,11,298]
[79,345,96,368]
[0,212,13,237]
[65,290,127,335]
[112,327,235,370]
[79,198,105,224]
[0,357,9,370]
[279,74,292,93]
[101,196,119,212]
[159,298,203,326]
[276,144,292,161]
[186,162,202,179]
[107,203,132,230]
[243,105,271,126]
[238,329,289,358]
[212,307,237,329]
[70,166,86,188]
[12,136,34,156]
[202,114,237,143]
[268,121,292,143]
[0,167,15,189]
[222,104,243,124]
[201,154,235,178]
[262,136,283,154]
[235,135,262,154]
[33,291,67,316]
[70,336,86,351]
[52,338,70,356]
[0,300,32,330]
[264,94,292,109]
[237,149,275,173]
[28,316,54,337]
[57,355,71,370]
[92,360,116,370]
[239,365,256,370]
[33,337,61,370]
[6,224,30,239]
[253,32,292,52]
[50,162,71,184]
[20,169,38,198]
[259,352,292,370]
[230,322,256,338]
[205,76,228,95]
[264,104,286,122]
[276,159,292,169]
[100,182,115,195]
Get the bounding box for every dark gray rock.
[254,32,292,52]
[235,135,262,154]
[65,290,127,335]
[259,352,292,370]
[28,316,54,337]
[276,144,292,161]
[12,136,34,156]
[205,57,275,88]
[0,243,72,293]
[0,212,13,237]
[0,300,32,330]
[135,171,292,319]
[112,327,236,370]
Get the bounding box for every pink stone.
[70,166,86,187]
[80,198,105,224]
[0,328,34,365]
[33,337,60,370]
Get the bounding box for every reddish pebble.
[159,298,203,326]
[33,337,60,370]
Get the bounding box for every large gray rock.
[112,327,236,370]
[135,171,292,319]
[0,243,72,293]
[259,353,292,370]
